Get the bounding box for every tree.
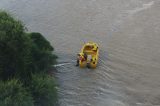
[0,11,57,82]
[28,32,57,73]
[0,79,34,106]
[0,11,32,82]
[29,74,58,106]
[0,11,58,106]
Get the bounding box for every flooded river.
[1,0,160,105]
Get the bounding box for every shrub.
[0,11,57,83]
[0,11,58,106]
[0,79,34,106]
[0,11,33,82]
[28,32,57,73]
[30,74,58,106]
[28,32,54,51]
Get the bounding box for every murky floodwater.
[1,0,160,105]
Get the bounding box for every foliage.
[30,74,58,106]
[0,11,57,82]
[0,11,58,106]
[28,32,57,73]
[0,79,34,106]
[0,11,33,82]
[28,32,54,51]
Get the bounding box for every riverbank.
[0,11,58,106]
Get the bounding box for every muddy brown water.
[1,0,160,106]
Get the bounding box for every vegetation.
[0,79,34,106]
[0,11,58,106]
[28,32,57,74]
[30,74,58,106]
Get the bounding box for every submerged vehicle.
[77,42,99,68]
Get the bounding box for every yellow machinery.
[78,42,99,68]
